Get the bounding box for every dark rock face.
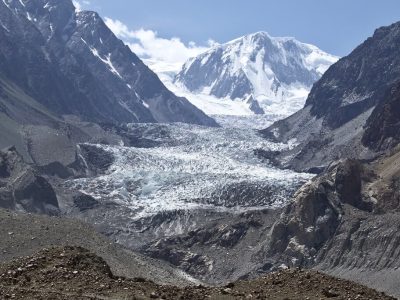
[253,149,281,168]
[135,209,279,283]
[75,144,114,176]
[37,162,74,179]
[264,159,374,267]
[252,150,400,297]
[0,147,59,214]
[99,123,167,148]
[362,82,400,151]
[0,0,216,126]
[246,96,265,115]
[73,192,99,212]
[305,22,400,129]
[261,22,400,171]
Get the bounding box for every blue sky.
[75,0,400,66]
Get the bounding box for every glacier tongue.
[65,121,312,220]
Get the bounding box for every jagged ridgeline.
[175,32,338,115]
[0,0,217,126]
[261,21,400,172]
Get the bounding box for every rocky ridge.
[261,21,400,172]
[175,31,338,115]
[0,0,216,126]
[256,147,400,297]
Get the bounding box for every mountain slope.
[175,32,338,116]
[0,0,216,126]
[0,246,394,299]
[261,21,400,171]
[0,209,194,286]
[261,148,400,298]
[362,81,400,151]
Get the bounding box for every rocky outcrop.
[253,22,400,296]
[362,81,400,151]
[246,95,265,115]
[144,219,262,276]
[0,147,59,214]
[73,144,114,176]
[264,159,375,267]
[128,208,281,284]
[257,149,400,297]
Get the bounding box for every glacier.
[65,121,312,220]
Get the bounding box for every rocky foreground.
[0,246,394,300]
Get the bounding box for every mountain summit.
[174,31,338,116]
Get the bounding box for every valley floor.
[55,117,311,284]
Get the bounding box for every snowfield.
[147,32,338,118]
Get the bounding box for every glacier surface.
[66,121,312,220]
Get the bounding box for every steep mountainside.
[0,75,117,166]
[362,81,400,151]
[261,147,400,297]
[0,0,216,126]
[175,32,338,115]
[261,21,400,171]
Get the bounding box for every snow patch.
[95,52,123,79]
[81,38,123,79]
[26,12,33,21]
[0,19,9,32]
[118,100,138,119]
[1,0,11,10]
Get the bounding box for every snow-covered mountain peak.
[174,32,339,117]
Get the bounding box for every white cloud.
[73,0,90,12]
[104,17,217,71]
[104,18,136,39]
[72,0,82,11]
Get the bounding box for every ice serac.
[0,0,217,126]
[261,21,400,171]
[175,32,338,117]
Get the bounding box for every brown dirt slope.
[0,246,394,300]
[0,209,195,286]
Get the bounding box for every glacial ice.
[66,120,312,219]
